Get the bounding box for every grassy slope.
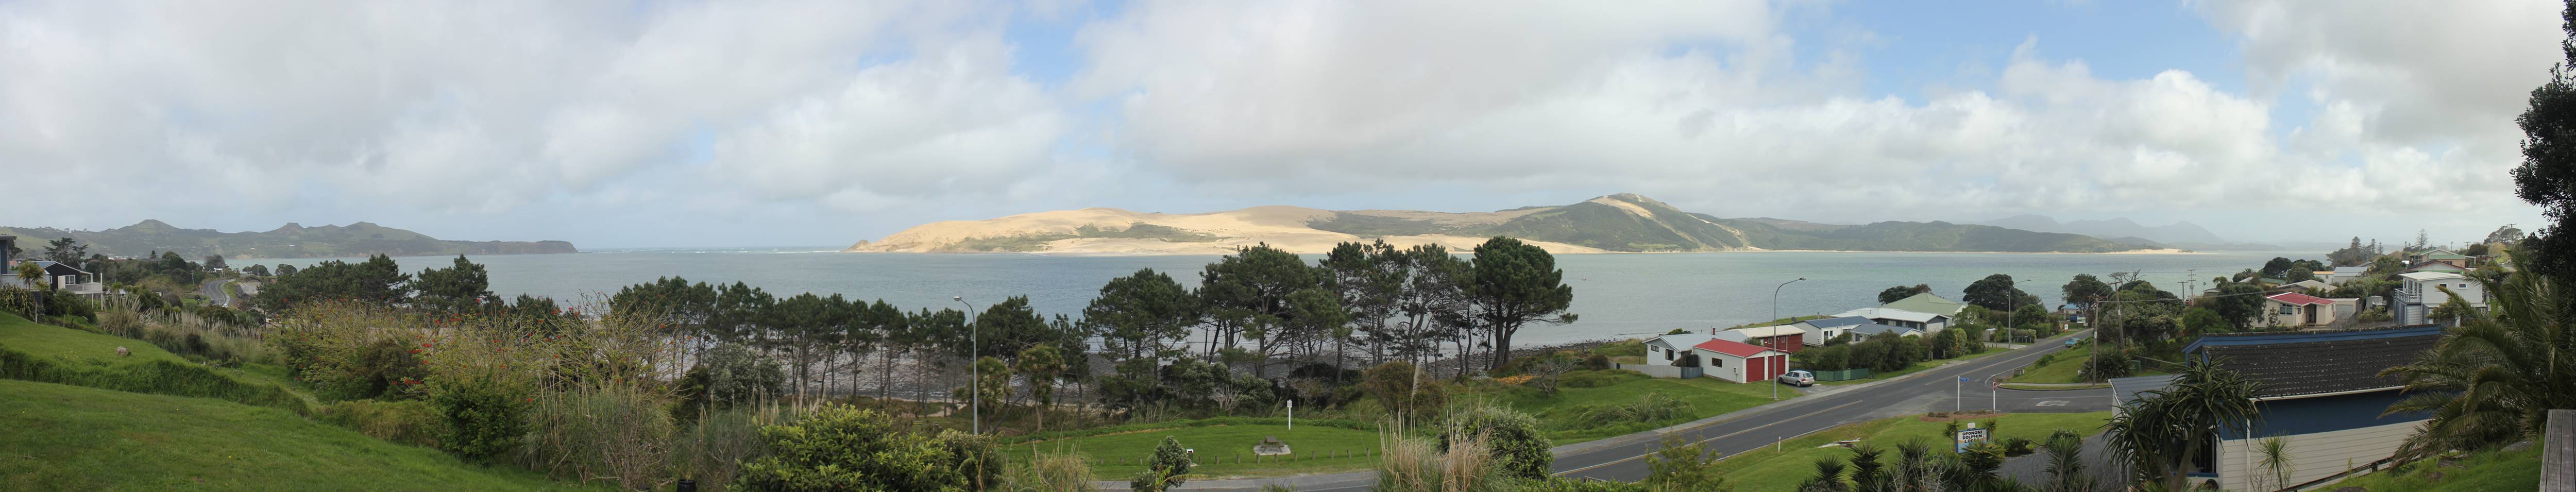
[1014,419,1384,479]
[1709,412,2114,491]
[2316,446,2542,491]
[0,380,581,491]
[2006,344,2091,384]
[0,313,311,410]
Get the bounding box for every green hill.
[0,220,576,260]
[1361,193,2139,253]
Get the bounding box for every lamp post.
[1770,277,1805,400]
[955,296,978,435]
[2005,278,2042,344]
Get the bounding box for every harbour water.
[268,248,2309,346]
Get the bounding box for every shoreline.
[837,247,2208,256]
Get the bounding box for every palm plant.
[2256,436,2293,491]
[2380,251,2576,460]
[2103,357,2264,491]
[1892,442,1936,492]
[1846,445,1892,492]
[2038,430,2096,492]
[1798,459,1852,492]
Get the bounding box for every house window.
[1663,350,1674,361]
[2278,306,2295,315]
[1713,358,1725,368]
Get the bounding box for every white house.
[2395,272,2486,326]
[1793,316,1876,346]
[2325,266,2369,285]
[1846,323,1925,339]
[1690,338,1788,383]
[6,260,104,296]
[1834,307,1951,332]
[2253,293,2350,329]
[1643,333,1713,366]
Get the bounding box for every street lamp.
[2005,278,2043,344]
[1770,277,1805,400]
[955,296,978,435]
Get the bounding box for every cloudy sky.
[1,0,2559,248]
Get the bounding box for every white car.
[1777,369,1816,387]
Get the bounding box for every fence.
[1614,362,1701,379]
[1809,368,1872,381]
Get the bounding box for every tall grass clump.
[519,383,676,490]
[0,344,309,414]
[1003,448,1102,492]
[1376,433,1505,492]
[672,404,795,488]
[315,398,447,448]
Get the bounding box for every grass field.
[0,313,190,365]
[1705,412,2113,491]
[0,379,587,491]
[1012,418,1386,479]
[0,313,311,412]
[2316,446,2541,491]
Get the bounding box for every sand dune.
[844,207,1606,255]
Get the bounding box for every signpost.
[1956,377,1968,413]
[1955,422,1989,453]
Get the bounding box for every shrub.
[428,372,532,461]
[672,405,795,488]
[1005,450,1100,492]
[1444,403,1552,480]
[519,384,677,489]
[2002,436,2036,456]
[735,404,989,491]
[1129,436,1192,492]
[316,399,447,448]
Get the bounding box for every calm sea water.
[266,248,2307,346]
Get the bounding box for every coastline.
[837,247,2206,256]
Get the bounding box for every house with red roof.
[2255,292,2354,329]
[1690,338,1788,383]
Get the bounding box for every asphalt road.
[1283,332,2112,492]
[201,279,231,308]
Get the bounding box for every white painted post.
[1287,400,1294,430]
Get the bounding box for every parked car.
[2065,336,2084,347]
[1777,369,1816,387]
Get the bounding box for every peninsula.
[845,193,2150,255]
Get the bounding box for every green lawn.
[1707,412,2113,491]
[1012,418,1384,479]
[1503,372,1794,444]
[2316,446,2542,491]
[0,379,587,491]
[0,313,189,366]
[1818,348,2006,386]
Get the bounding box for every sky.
[0,0,2561,248]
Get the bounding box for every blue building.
[2168,326,2443,490]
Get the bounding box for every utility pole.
[1770,278,1805,401]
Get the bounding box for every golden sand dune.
[843,206,1605,255]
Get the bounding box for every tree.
[2486,224,2527,245]
[202,255,228,272]
[39,237,86,263]
[2061,275,2110,310]
[253,255,412,310]
[1083,268,1198,408]
[1961,274,2034,312]
[1323,241,1408,368]
[1198,244,1326,377]
[1467,237,1577,371]
[2257,437,2294,491]
[1130,436,1191,492]
[2179,307,2229,338]
[276,264,297,277]
[2329,236,2378,266]
[2465,243,2492,256]
[2104,357,2265,491]
[1644,434,1731,492]
[14,262,43,290]
[411,255,493,313]
[1877,284,1931,304]
[2040,430,2096,492]
[2203,282,2267,329]
[1015,344,1067,432]
[2380,252,2576,460]
[2260,257,2295,280]
[242,264,270,277]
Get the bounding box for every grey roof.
[1646,333,1715,350]
[1847,323,1922,337]
[2332,266,2367,275]
[1796,316,1875,329]
[2110,375,2180,415]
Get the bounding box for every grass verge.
[1013,418,1385,479]
[1818,349,2007,386]
[1501,372,1792,444]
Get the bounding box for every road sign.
[1955,427,1989,453]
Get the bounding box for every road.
[1275,332,2113,492]
[201,279,232,308]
